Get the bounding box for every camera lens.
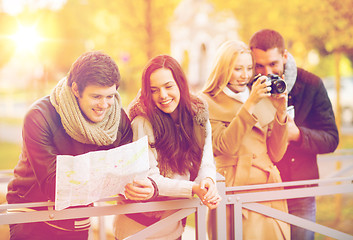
[267,74,286,94]
[271,80,286,94]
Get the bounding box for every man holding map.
[6,51,156,239]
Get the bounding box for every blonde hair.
[203,40,253,96]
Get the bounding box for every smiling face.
[149,68,181,120]
[72,83,116,123]
[227,52,253,93]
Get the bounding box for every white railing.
[214,176,353,240]
[0,196,207,240]
[0,150,352,239]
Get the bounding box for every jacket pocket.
[216,155,253,186]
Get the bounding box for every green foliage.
[293,0,353,54]
[0,142,21,170]
[0,0,181,99]
[209,0,353,77]
[311,55,353,77]
[315,194,353,239]
[339,134,353,149]
[1,0,352,94]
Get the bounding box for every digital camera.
[253,74,286,94]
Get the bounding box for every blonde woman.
[201,40,290,240]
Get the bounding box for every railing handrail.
[0,150,352,239]
[0,198,208,240]
[225,176,353,192]
[1,176,352,239]
[215,174,353,240]
[0,198,203,224]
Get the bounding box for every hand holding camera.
[247,74,273,103]
[243,74,272,114]
[252,74,287,94]
[249,74,288,123]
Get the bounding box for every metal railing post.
[233,195,243,240]
[98,214,106,239]
[195,202,207,239]
[215,173,227,240]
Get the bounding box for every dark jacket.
[276,68,339,182]
[7,95,133,204]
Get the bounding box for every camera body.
[253,74,286,94]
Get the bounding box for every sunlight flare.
[11,25,43,54]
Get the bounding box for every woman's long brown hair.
[140,55,202,180]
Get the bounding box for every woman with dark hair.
[114,54,221,239]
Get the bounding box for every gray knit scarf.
[284,52,297,93]
[50,77,121,146]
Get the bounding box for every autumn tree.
[0,0,180,105]
[54,0,180,104]
[209,0,353,73]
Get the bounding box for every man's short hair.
[67,51,121,94]
[249,29,286,54]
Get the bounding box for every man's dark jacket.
[7,95,133,204]
[276,68,339,182]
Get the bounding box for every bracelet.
[276,110,287,115]
[147,177,159,200]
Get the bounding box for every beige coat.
[201,91,290,240]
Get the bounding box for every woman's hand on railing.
[192,177,222,209]
[123,178,155,201]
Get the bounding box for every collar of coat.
[284,52,297,93]
[201,91,276,128]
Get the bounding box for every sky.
[0,0,67,15]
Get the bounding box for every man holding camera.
[249,29,339,240]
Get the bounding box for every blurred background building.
[170,0,239,92]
